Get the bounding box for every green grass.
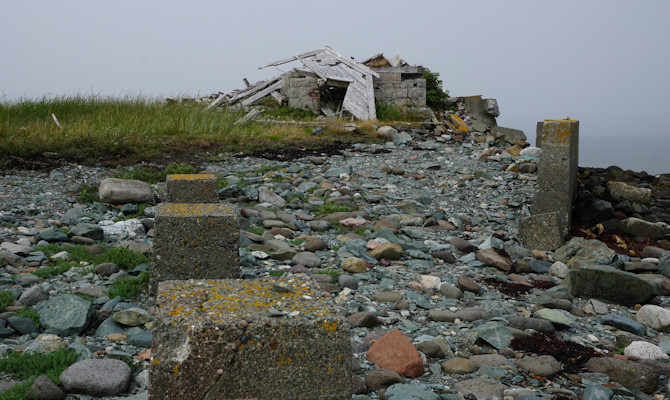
[75,182,100,203]
[246,227,264,236]
[314,202,351,216]
[0,290,15,312]
[11,308,40,328]
[313,268,342,280]
[376,103,403,121]
[0,347,79,399]
[269,270,287,277]
[32,261,78,278]
[0,96,372,168]
[115,162,198,184]
[107,272,149,299]
[34,244,150,270]
[264,105,316,120]
[289,238,305,246]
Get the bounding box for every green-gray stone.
[474,322,513,349]
[533,308,576,328]
[36,294,93,336]
[568,265,660,306]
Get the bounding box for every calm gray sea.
[577,134,670,175]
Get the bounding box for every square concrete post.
[166,174,219,204]
[150,203,239,295]
[520,119,579,250]
[150,278,352,399]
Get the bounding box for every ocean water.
[577,134,670,175]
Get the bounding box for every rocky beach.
[1,111,670,399]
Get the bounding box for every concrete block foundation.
[150,278,351,399]
[150,203,239,295]
[166,174,219,204]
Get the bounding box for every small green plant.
[0,347,79,399]
[352,227,370,236]
[75,293,96,302]
[269,270,286,277]
[0,291,15,312]
[31,262,78,278]
[120,203,151,219]
[264,106,316,120]
[75,183,100,203]
[331,243,343,251]
[57,227,71,234]
[313,268,342,280]
[329,220,343,231]
[107,272,150,299]
[423,68,451,110]
[115,162,198,185]
[376,103,402,121]
[314,202,351,216]
[34,244,150,270]
[246,227,264,236]
[11,308,40,328]
[217,177,229,189]
[289,238,305,246]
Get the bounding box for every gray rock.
[617,217,668,240]
[59,358,131,397]
[338,274,358,290]
[95,262,120,277]
[507,316,556,333]
[475,322,513,349]
[516,355,562,377]
[258,189,287,208]
[18,285,49,306]
[112,307,152,327]
[624,341,668,360]
[554,238,616,268]
[36,294,93,336]
[0,241,32,256]
[385,380,439,400]
[636,304,670,331]
[457,307,490,322]
[582,383,613,400]
[218,185,245,199]
[291,251,320,268]
[347,311,379,328]
[99,178,153,205]
[127,328,152,348]
[439,284,463,299]
[393,131,413,146]
[94,317,125,338]
[7,316,38,335]
[428,309,457,322]
[0,250,28,267]
[568,265,660,306]
[533,308,576,328]
[26,375,66,400]
[586,357,660,393]
[38,230,69,242]
[600,315,647,336]
[454,378,506,400]
[607,181,651,205]
[365,369,402,391]
[70,223,105,242]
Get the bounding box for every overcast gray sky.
[2,1,669,165]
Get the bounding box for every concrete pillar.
[150,278,351,399]
[166,174,219,204]
[520,119,579,250]
[150,203,239,295]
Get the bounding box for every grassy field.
[0,96,385,170]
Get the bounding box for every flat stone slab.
[166,174,219,204]
[151,203,239,295]
[150,278,351,399]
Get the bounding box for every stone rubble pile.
[1,104,670,399]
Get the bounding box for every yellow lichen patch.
[168,174,215,180]
[158,203,230,217]
[172,365,179,376]
[319,321,338,333]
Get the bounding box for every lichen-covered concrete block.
[150,278,351,399]
[150,203,239,295]
[166,174,219,204]
[519,212,564,251]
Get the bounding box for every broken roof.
[259,46,379,120]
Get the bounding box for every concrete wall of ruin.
[281,75,320,113]
[373,73,426,108]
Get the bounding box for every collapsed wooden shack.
[208,46,379,120]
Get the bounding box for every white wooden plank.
[226,76,281,104]
[366,74,377,120]
[323,46,379,78]
[241,80,283,106]
[258,48,325,69]
[206,93,227,110]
